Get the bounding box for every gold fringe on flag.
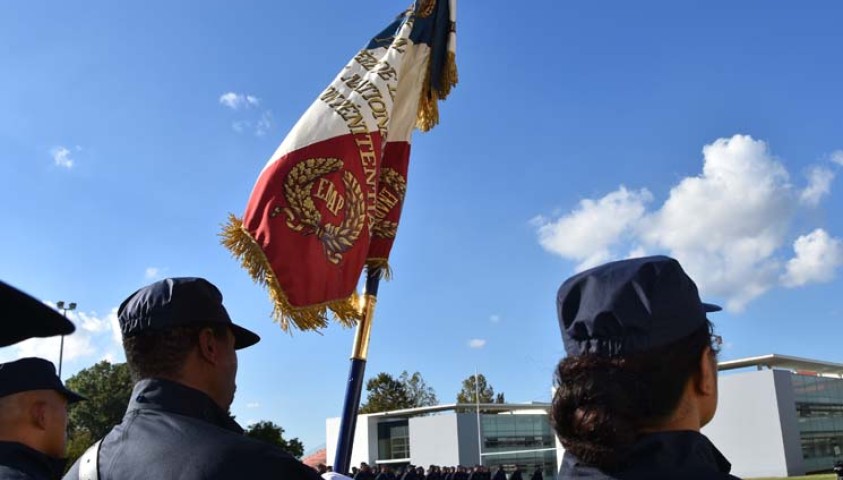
[365,259,394,281]
[438,51,459,100]
[220,214,362,332]
[416,51,459,132]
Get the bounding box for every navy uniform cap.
[0,357,85,403]
[0,281,75,348]
[557,255,721,357]
[118,277,260,349]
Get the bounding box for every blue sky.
[2,0,843,453]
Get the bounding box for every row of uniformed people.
[1,256,743,479]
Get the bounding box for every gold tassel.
[366,259,394,281]
[437,51,459,100]
[415,51,458,132]
[220,214,361,332]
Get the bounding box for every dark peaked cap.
[0,357,85,403]
[557,255,721,357]
[118,277,260,349]
[0,281,75,348]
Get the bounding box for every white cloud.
[537,186,653,271]
[782,229,843,287]
[468,339,486,349]
[800,166,835,206]
[232,121,250,133]
[219,92,260,110]
[145,267,164,280]
[831,150,843,167]
[51,146,74,169]
[489,314,501,323]
[246,402,261,409]
[229,110,272,136]
[0,305,124,369]
[534,134,843,311]
[255,111,272,137]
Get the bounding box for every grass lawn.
[749,475,836,480]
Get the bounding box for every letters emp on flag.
[222,0,457,331]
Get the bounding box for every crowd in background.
[315,462,546,480]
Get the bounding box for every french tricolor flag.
[223,0,457,331]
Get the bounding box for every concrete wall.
[326,415,379,468]
[409,414,462,467]
[703,369,804,478]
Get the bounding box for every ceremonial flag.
[222,0,457,331]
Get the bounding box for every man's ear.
[695,346,717,396]
[29,400,48,431]
[197,328,221,365]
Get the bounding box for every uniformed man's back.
[62,278,319,480]
[64,379,316,480]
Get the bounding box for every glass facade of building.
[792,374,843,472]
[378,420,411,461]
[480,414,557,479]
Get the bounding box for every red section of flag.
[367,141,411,265]
[242,133,383,308]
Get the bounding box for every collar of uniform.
[127,378,243,434]
[560,431,733,479]
[0,441,67,480]
[623,430,732,474]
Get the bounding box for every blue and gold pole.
[334,267,381,474]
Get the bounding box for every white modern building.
[326,354,843,479]
[326,403,557,477]
[705,354,843,478]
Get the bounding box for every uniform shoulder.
[0,464,36,479]
[205,436,321,480]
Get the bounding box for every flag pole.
[334,266,381,474]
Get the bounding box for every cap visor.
[61,387,86,404]
[230,323,260,350]
[702,302,722,313]
[0,282,76,347]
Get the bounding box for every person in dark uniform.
[0,358,85,480]
[529,467,542,480]
[491,466,506,480]
[552,256,740,479]
[400,465,417,480]
[374,465,387,480]
[356,463,375,480]
[508,467,522,480]
[62,277,321,480]
[0,282,75,348]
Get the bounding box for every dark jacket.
[559,431,741,480]
[62,378,320,480]
[0,442,66,480]
[509,470,522,480]
[492,469,506,480]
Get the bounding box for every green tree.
[456,373,503,404]
[399,370,438,408]
[359,372,413,413]
[245,421,305,457]
[66,361,134,439]
[64,361,134,470]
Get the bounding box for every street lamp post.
[56,301,76,379]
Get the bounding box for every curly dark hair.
[550,320,718,471]
[123,324,229,381]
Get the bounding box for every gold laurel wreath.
[371,168,408,239]
[320,171,365,264]
[282,157,365,264]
